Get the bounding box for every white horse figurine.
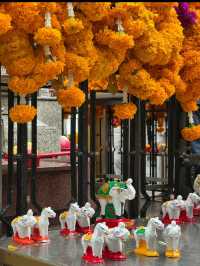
[11,209,37,243]
[82,222,109,263]
[59,202,80,233]
[162,196,184,221]
[32,207,56,241]
[163,221,181,258]
[183,192,200,219]
[194,174,200,195]
[77,202,95,229]
[134,217,164,257]
[105,222,130,259]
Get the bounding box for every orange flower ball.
[113,103,137,120]
[57,87,85,108]
[34,27,62,46]
[9,105,37,123]
[181,125,200,142]
[8,76,39,96]
[63,17,84,35]
[0,13,12,35]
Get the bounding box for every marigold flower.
[8,76,39,96]
[34,27,62,47]
[113,103,137,120]
[57,87,85,108]
[9,105,37,123]
[0,13,12,35]
[181,125,200,142]
[180,101,198,112]
[63,17,84,35]
[6,56,36,77]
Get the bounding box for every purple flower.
[175,2,197,27]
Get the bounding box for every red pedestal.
[82,246,104,264]
[95,218,135,229]
[76,222,92,234]
[12,233,34,245]
[193,206,200,216]
[179,210,196,223]
[32,228,49,242]
[103,247,127,261]
[162,214,182,225]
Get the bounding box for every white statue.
[59,202,80,232]
[105,222,130,255]
[194,174,200,195]
[134,217,164,257]
[109,178,136,217]
[12,209,37,241]
[82,222,109,263]
[162,196,184,220]
[77,202,95,228]
[184,192,200,219]
[163,221,181,258]
[32,207,56,241]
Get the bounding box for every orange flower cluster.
[113,103,137,120]
[57,86,85,108]
[9,105,37,123]
[181,125,200,142]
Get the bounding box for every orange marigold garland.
[181,112,200,142]
[57,86,85,108]
[8,76,39,96]
[113,102,137,120]
[0,12,12,35]
[9,105,37,123]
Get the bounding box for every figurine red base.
[96,218,135,229]
[32,228,49,242]
[103,247,127,261]
[60,228,70,236]
[82,246,104,264]
[76,222,92,234]
[60,222,80,236]
[193,206,200,216]
[179,210,196,223]
[12,234,34,245]
[162,215,182,225]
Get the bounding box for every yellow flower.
[0,13,12,35]
[8,76,39,96]
[63,17,84,35]
[34,27,62,47]
[9,105,37,123]
[113,103,137,120]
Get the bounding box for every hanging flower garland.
[112,89,137,120]
[63,3,84,35]
[9,105,37,123]
[181,112,200,141]
[0,12,12,35]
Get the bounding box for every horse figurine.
[104,222,130,260]
[11,209,37,244]
[162,196,184,223]
[163,221,181,258]
[134,217,164,257]
[32,207,56,242]
[180,192,200,222]
[77,202,95,233]
[81,222,109,264]
[193,175,200,215]
[59,202,80,235]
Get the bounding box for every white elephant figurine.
[163,221,181,258]
[104,222,130,260]
[11,209,37,244]
[77,202,95,230]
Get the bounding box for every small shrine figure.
[163,221,181,258]
[95,176,136,229]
